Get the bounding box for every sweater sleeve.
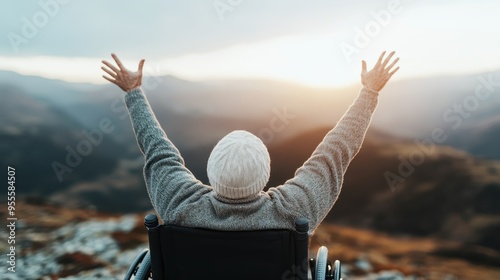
[124,87,208,218]
[270,87,379,233]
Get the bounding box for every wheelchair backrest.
[145,214,309,280]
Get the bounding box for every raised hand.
[101,54,145,92]
[361,51,400,92]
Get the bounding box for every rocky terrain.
[1,202,499,280]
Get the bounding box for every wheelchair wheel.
[124,249,148,280]
[134,252,151,280]
[123,249,151,280]
[315,246,328,280]
[333,260,341,280]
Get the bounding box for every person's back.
[101,51,400,235]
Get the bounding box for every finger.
[382,51,396,68]
[138,59,145,72]
[111,53,126,71]
[388,66,400,76]
[375,51,386,68]
[361,60,367,75]
[102,75,117,84]
[101,66,117,78]
[386,57,399,72]
[102,60,120,73]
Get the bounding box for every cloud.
[1,0,500,86]
[0,0,358,57]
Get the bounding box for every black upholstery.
[145,214,309,280]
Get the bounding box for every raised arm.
[101,54,206,216]
[272,51,400,233]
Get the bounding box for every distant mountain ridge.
[374,70,500,159]
[3,69,500,154]
[1,70,500,252]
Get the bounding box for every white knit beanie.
[207,130,271,200]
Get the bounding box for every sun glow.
[157,33,356,88]
[0,32,365,88]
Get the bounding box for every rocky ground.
[1,202,499,280]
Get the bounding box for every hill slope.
[177,126,500,253]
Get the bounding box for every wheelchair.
[125,214,342,280]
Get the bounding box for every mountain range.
[1,70,500,255]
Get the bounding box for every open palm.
[101,54,145,92]
[361,51,399,92]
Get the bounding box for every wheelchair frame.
[125,214,341,280]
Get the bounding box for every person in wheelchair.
[101,51,399,236]
[103,52,399,280]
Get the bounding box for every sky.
[0,0,499,88]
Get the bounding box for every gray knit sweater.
[125,87,378,235]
